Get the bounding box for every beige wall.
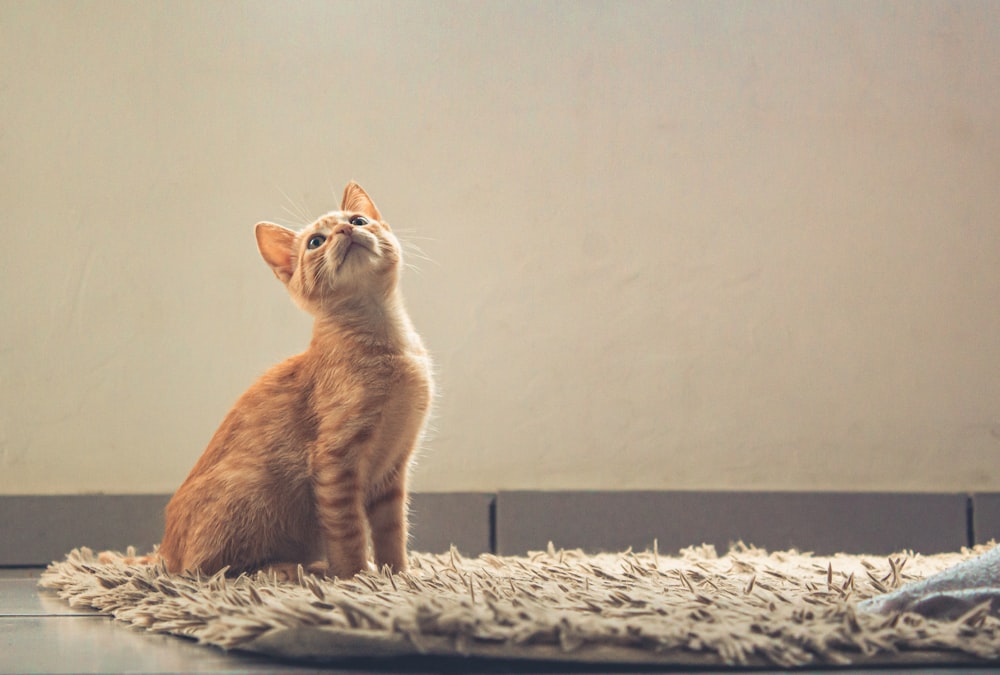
[2,2,999,495]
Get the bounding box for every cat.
[152,181,433,579]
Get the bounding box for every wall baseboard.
[2,494,170,567]
[496,491,971,556]
[2,491,994,566]
[0,493,494,566]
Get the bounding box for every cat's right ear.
[255,222,297,284]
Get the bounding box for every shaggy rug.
[39,543,1000,669]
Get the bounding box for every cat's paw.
[264,561,331,581]
[305,560,330,578]
[262,563,301,582]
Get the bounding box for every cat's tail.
[97,546,161,567]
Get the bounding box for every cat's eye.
[349,216,369,226]
[306,234,326,250]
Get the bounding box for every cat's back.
[187,352,320,472]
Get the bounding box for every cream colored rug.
[39,543,1000,668]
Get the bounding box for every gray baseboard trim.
[1,491,988,566]
[495,491,970,556]
[408,492,494,556]
[0,493,494,567]
[971,493,1000,545]
[0,494,170,567]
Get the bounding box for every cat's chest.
[301,350,429,470]
[309,349,429,418]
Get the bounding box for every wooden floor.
[1,568,338,674]
[3,567,998,675]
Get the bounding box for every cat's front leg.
[366,466,409,573]
[312,464,370,579]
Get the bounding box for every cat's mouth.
[333,229,378,268]
[348,230,376,253]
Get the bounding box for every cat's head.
[255,181,402,315]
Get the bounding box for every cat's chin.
[334,247,377,278]
[347,229,381,258]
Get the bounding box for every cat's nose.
[332,223,353,237]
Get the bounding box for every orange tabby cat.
[157,181,433,579]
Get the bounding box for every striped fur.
[158,182,433,579]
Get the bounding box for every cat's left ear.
[341,181,383,222]
[255,222,297,284]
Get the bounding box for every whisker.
[401,247,438,267]
[328,177,341,208]
[395,235,438,267]
[398,237,433,250]
[400,241,432,255]
[405,256,436,270]
[275,185,312,225]
[278,208,307,228]
[323,160,341,207]
[392,229,437,242]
